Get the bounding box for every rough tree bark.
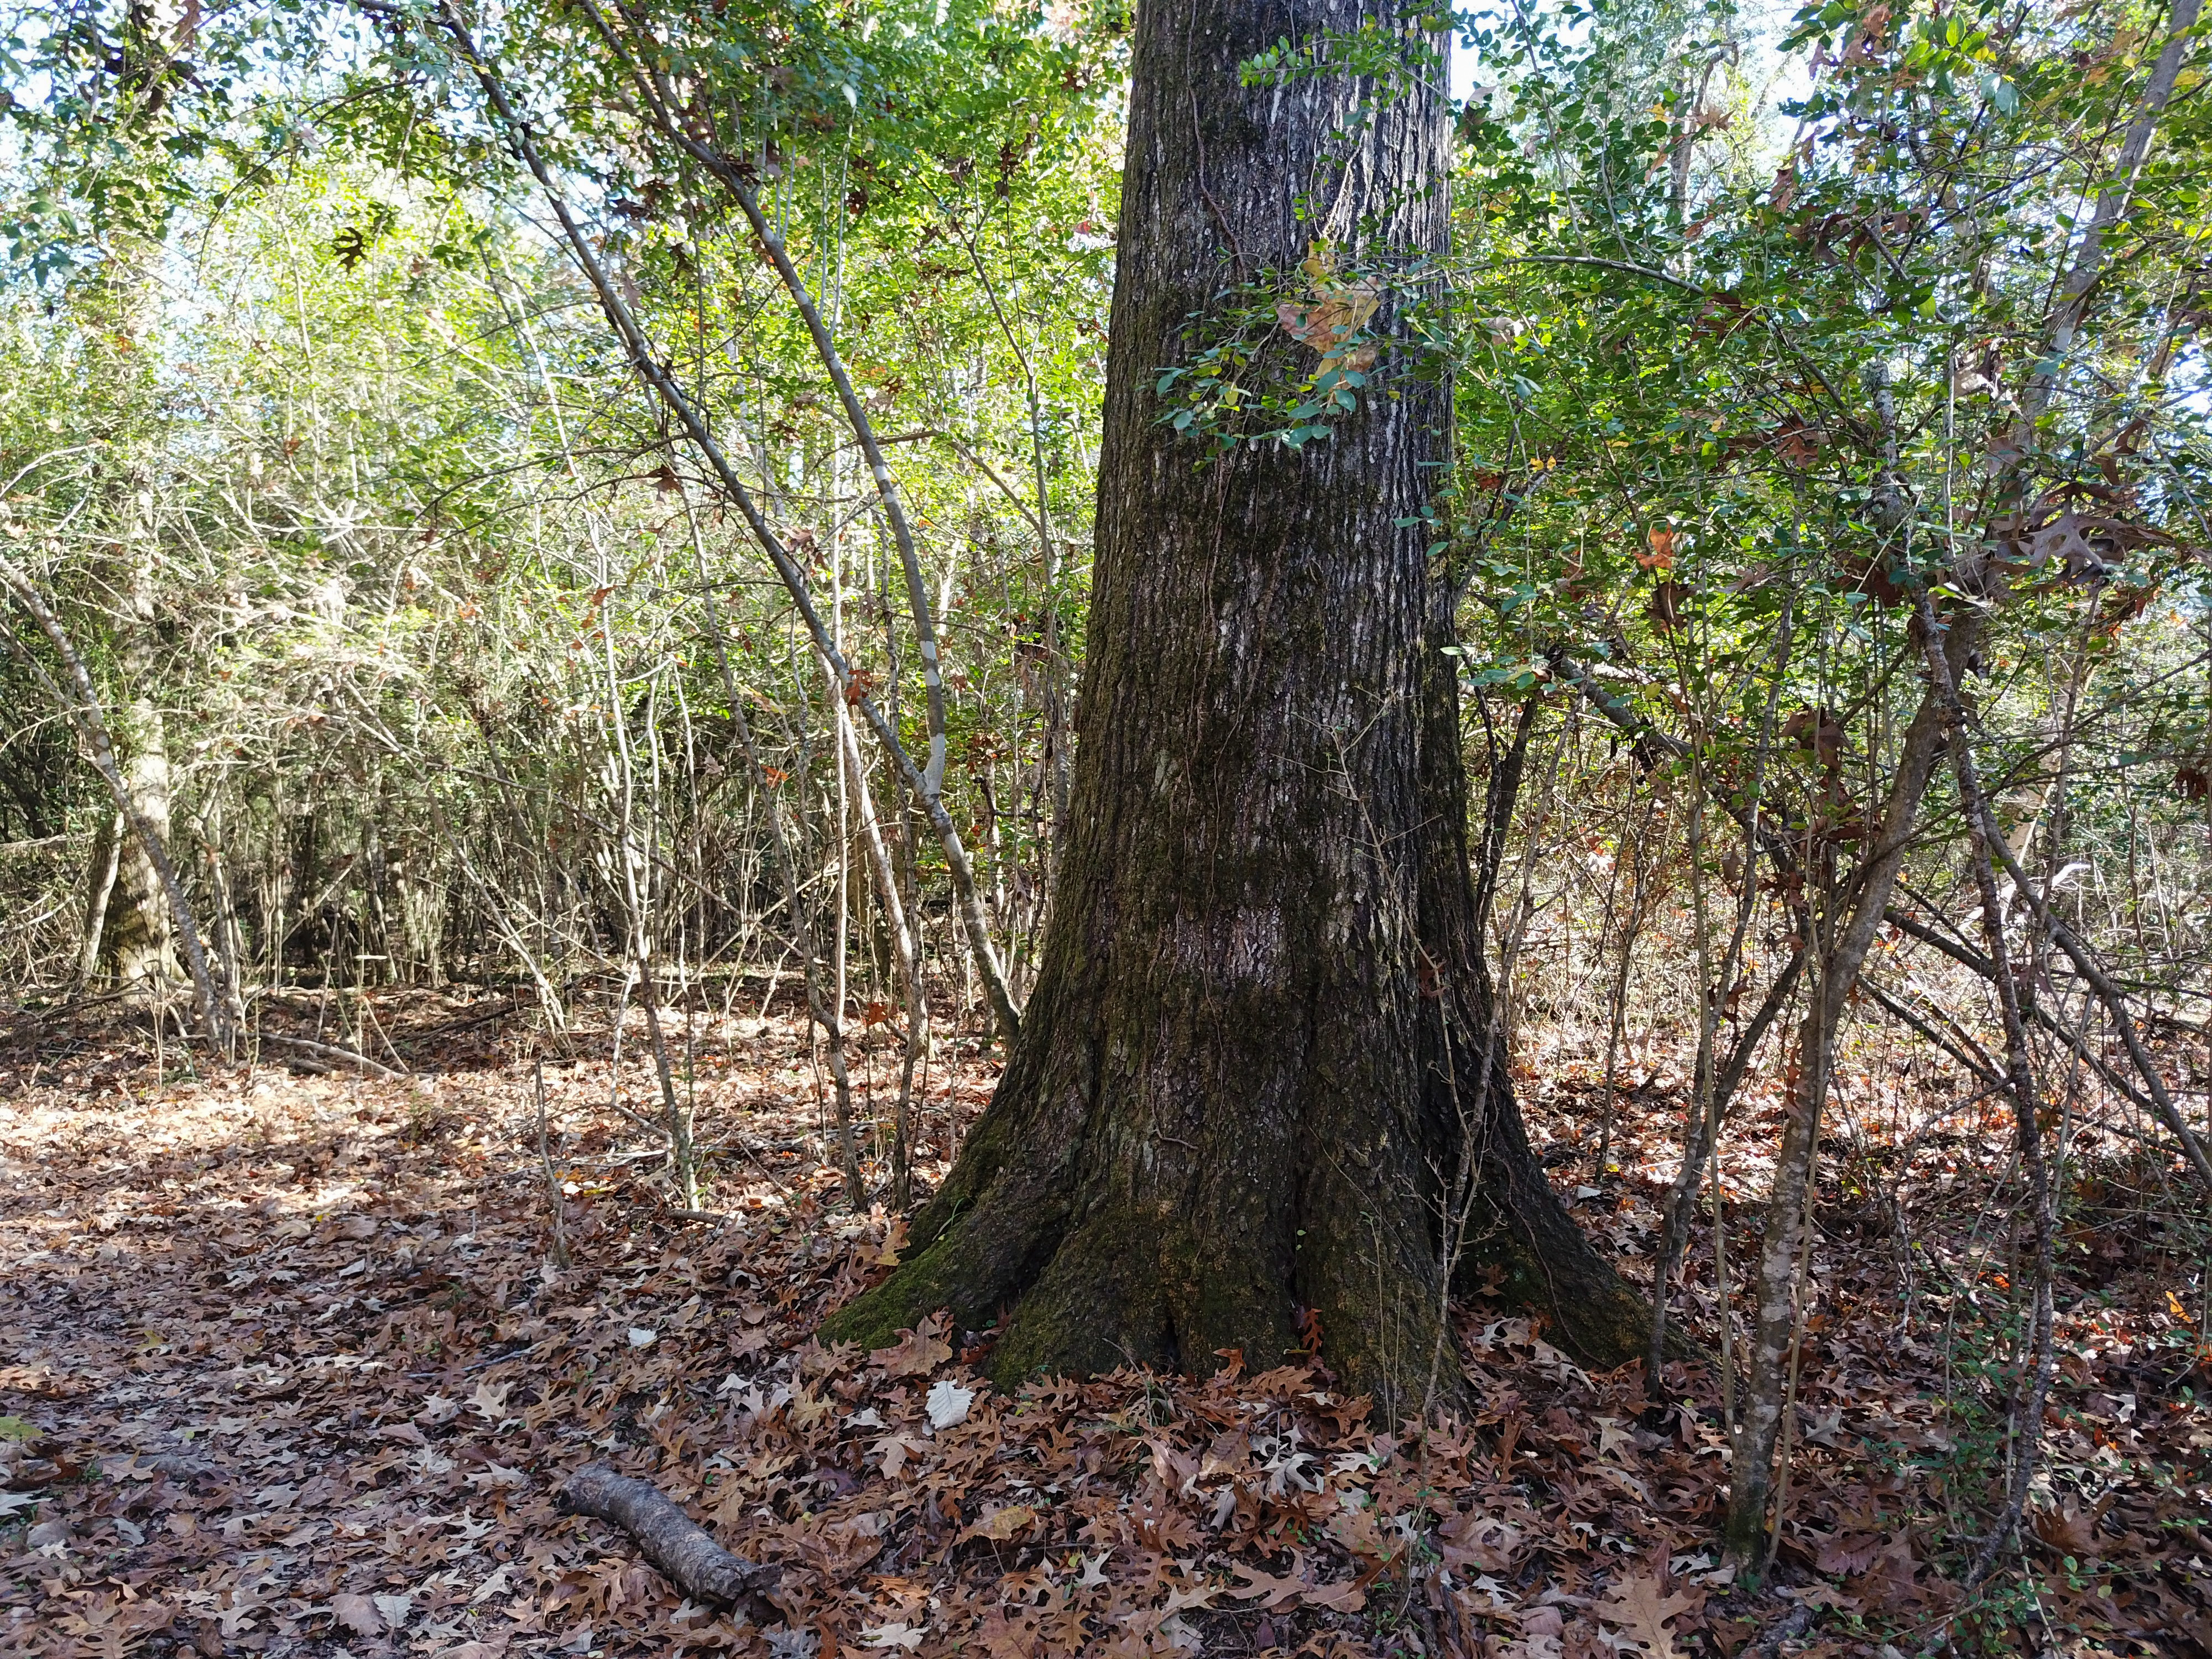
[822,0,1654,1415]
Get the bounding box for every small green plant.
[1154,241,1406,455]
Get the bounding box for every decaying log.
[560,1463,778,1615]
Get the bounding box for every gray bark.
[1724,607,1982,1562]
[76,808,123,987]
[561,1463,777,1615]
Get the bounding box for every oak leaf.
[871,1312,952,1378]
[962,1503,1037,1543]
[330,1594,382,1638]
[1595,1572,1699,1659]
[2030,1503,2099,1557]
[871,1430,927,1478]
[925,1377,974,1430]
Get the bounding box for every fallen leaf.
[925,1379,974,1431]
[2030,1503,2099,1557]
[1515,1605,1564,1639]
[331,1593,383,1637]
[1595,1572,1699,1659]
[469,1380,512,1420]
[870,1313,952,1379]
[961,1503,1035,1542]
[872,1431,928,1478]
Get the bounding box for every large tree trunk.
[825,0,1650,1414]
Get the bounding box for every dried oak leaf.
[329,1593,382,1638]
[870,1430,927,1478]
[1224,1550,1365,1613]
[870,1313,952,1379]
[1595,1572,1700,1659]
[2031,1502,2100,1557]
[1812,1529,1881,1576]
[960,1503,1036,1543]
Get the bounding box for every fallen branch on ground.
[561,1462,779,1618]
[254,1033,407,1079]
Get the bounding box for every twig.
[1860,979,2002,1084]
[398,997,520,1044]
[534,1057,570,1268]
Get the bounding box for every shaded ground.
[1,989,2207,1658]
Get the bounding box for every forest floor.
[1,987,2207,1659]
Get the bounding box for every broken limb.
[561,1463,779,1619]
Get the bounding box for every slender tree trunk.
[77,808,123,987]
[107,564,179,988]
[678,482,866,1202]
[1651,611,1797,1385]
[1411,585,1663,1366]
[1650,948,1802,1375]
[1917,590,2056,1594]
[1595,790,1658,1172]
[824,0,1653,1412]
[639,966,699,1209]
[1724,606,1983,1564]
[840,709,925,1212]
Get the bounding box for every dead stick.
[534,1057,570,1267]
[255,1033,405,1079]
[561,1463,777,1613]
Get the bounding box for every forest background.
[2,1,2210,1657]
